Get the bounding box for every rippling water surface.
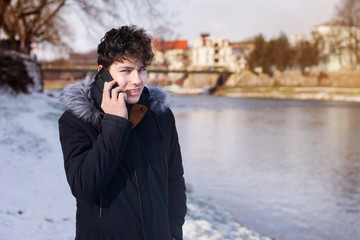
[171,95,360,240]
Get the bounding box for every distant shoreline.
[214,86,360,103]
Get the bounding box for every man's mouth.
[127,89,140,93]
[126,88,141,95]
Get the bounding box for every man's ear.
[98,65,103,72]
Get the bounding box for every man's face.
[107,58,148,104]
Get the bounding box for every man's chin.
[126,96,141,105]
[125,87,144,104]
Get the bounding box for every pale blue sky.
[171,0,340,43]
[37,0,341,59]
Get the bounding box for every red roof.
[153,39,188,51]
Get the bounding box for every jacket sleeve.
[167,110,187,240]
[58,111,133,202]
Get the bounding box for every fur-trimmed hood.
[59,77,170,126]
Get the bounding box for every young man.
[58,25,186,240]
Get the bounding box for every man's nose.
[131,71,141,84]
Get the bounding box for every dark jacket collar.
[59,76,170,126]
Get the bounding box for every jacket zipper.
[99,193,102,218]
[134,171,146,240]
[164,153,169,192]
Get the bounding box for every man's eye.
[139,68,147,72]
[120,69,130,72]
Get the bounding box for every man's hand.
[101,80,128,119]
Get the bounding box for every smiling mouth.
[126,88,141,94]
[127,89,139,93]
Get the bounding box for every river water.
[171,95,360,240]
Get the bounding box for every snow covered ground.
[0,90,271,240]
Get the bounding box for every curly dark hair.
[97,25,154,69]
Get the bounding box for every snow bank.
[0,91,270,240]
[0,50,42,94]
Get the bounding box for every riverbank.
[214,86,360,102]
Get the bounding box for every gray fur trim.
[148,85,170,114]
[59,76,102,125]
[59,77,170,125]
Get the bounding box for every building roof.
[153,39,188,51]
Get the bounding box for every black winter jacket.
[58,78,186,240]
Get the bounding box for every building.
[191,34,232,70]
[311,22,360,71]
[152,39,188,70]
[191,34,254,72]
[229,41,255,71]
[289,34,308,46]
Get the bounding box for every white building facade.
[191,34,234,71]
[311,23,360,71]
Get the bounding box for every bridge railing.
[41,65,233,74]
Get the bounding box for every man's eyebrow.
[123,65,147,69]
[118,66,134,69]
[116,64,146,70]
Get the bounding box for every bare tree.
[332,0,360,68]
[294,40,323,74]
[0,0,172,54]
[272,32,295,72]
[246,33,295,75]
[247,34,266,74]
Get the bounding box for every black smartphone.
[92,67,117,108]
[95,67,114,94]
